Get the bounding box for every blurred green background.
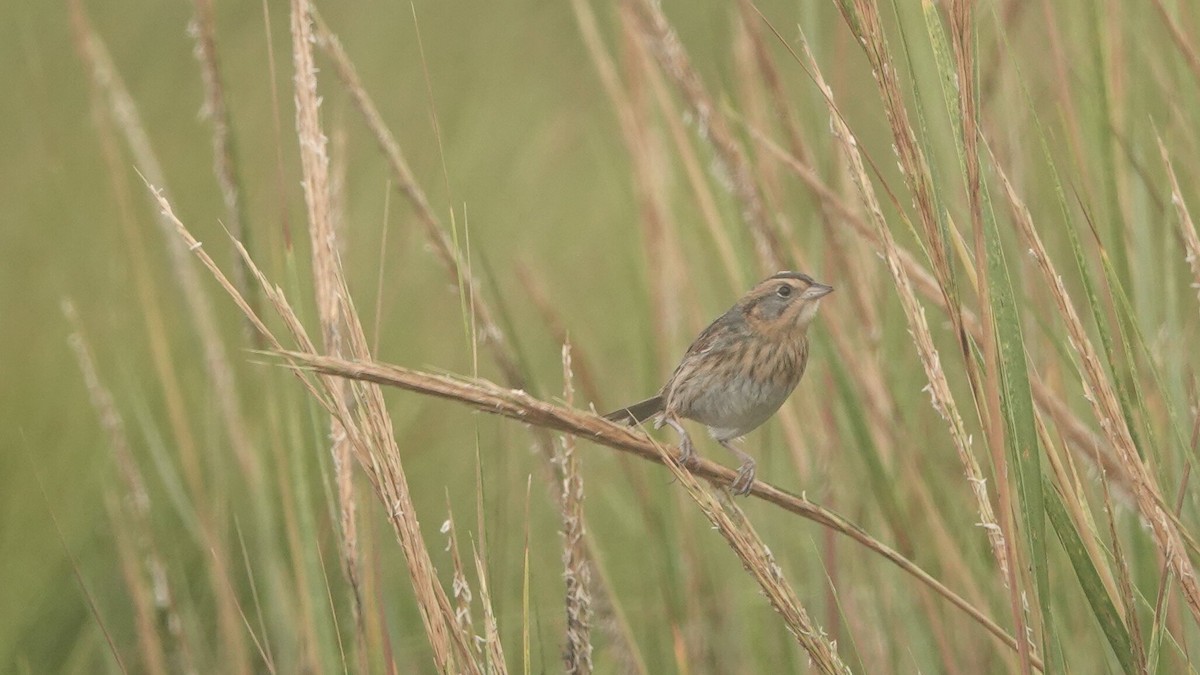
[5,0,1200,672]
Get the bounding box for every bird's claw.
[677,435,698,468]
[730,461,756,496]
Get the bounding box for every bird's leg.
[657,415,697,467]
[718,439,756,496]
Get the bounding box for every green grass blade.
[981,175,1053,664]
[918,1,1054,660]
[1043,478,1137,675]
[995,18,1146,670]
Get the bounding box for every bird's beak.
[805,283,834,299]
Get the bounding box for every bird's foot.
[662,415,699,469]
[730,460,756,496]
[677,434,699,469]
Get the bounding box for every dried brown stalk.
[287,0,364,659]
[559,344,594,675]
[310,13,651,666]
[158,166,1033,662]
[442,506,478,660]
[151,181,481,674]
[471,541,509,675]
[836,0,956,301]
[69,0,260,489]
[309,11,523,390]
[191,0,257,340]
[1158,138,1200,313]
[628,0,785,273]
[514,265,650,673]
[70,7,253,668]
[650,436,848,672]
[642,49,745,293]
[276,348,1034,664]
[792,28,1012,594]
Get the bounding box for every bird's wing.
[661,310,743,402]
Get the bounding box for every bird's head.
[743,271,833,336]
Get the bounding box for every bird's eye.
[776,284,792,298]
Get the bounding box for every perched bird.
[605,272,833,495]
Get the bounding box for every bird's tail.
[603,395,664,425]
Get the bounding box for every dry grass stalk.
[826,15,1026,620]
[628,12,739,291]
[1033,378,1130,494]
[287,0,364,658]
[442,506,478,656]
[151,185,480,674]
[573,0,731,318]
[276,349,1037,663]
[68,0,260,488]
[71,12,254,669]
[602,2,688,365]
[732,19,775,197]
[734,0,813,190]
[289,0,341,358]
[735,6,875,359]
[1034,415,1124,609]
[558,344,594,675]
[309,12,524,390]
[648,441,848,673]
[1035,0,1089,195]
[444,500,509,675]
[104,492,168,675]
[190,0,258,341]
[155,141,1024,666]
[794,30,1012,591]
[311,6,574,494]
[1157,138,1200,312]
[836,0,955,299]
[312,14,653,667]
[989,149,1200,627]
[514,268,652,675]
[258,0,297,250]
[470,542,510,675]
[628,0,784,273]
